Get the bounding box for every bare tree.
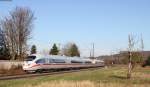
[1,18,16,60]
[1,7,35,60]
[127,34,135,79]
[62,43,72,56]
[127,34,144,79]
[127,34,145,79]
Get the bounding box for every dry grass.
[0,61,23,70]
[24,80,149,87]
[0,64,24,76]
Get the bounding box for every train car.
[22,54,104,73]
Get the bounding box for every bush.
[142,56,150,67]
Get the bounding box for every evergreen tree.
[63,43,80,57]
[31,45,37,54]
[49,43,59,55]
[69,44,80,57]
[0,28,10,59]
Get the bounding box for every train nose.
[22,61,32,70]
[23,63,30,69]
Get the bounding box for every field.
[0,65,149,87]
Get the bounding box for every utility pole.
[141,34,144,61]
[92,43,95,59]
[90,50,92,58]
[141,34,144,51]
[58,43,61,55]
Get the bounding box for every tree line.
[30,42,80,57]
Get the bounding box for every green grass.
[0,65,150,87]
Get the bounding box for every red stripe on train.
[30,63,85,68]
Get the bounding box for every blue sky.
[0,0,150,57]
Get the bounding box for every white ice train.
[23,54,104,72]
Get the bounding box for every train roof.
[28,54,104,62]
[30,54,91,61]
[29,54,44,58]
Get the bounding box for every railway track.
[0,66,104,80]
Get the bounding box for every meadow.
[0,65,149,87]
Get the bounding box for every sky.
[0,0,150,57]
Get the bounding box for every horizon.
[0,0,150,57]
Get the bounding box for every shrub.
[142,56,150,67]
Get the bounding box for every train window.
[71,60,83,63]
[49,59,54,63]
[36,59,45,64]
[25,56,36,61]
[53,59,65,63]
[85,61,92,64]
[45,58,50,64]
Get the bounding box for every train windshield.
[25,56,36,61]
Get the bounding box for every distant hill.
[96,51,150,64]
